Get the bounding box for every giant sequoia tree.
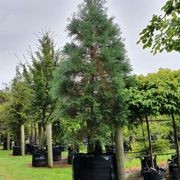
[52,0,132,179]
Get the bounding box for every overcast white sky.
[0,0,179,89]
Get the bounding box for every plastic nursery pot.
[140,156,158,173]
[13,146,21,156]
[25,144,38,154]
[72,153,117,180]
[53,146,62,161]
[169,164,180,180]
[168,155,180,180]
[142,168,164,180]
[32,150,47,167]
[68,151,78,164]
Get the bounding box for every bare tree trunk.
[86,121,95,153]
[16,129,21,146]
[171,112,180,166]
[145,114,154,168]
[115,125,125,180]
[141,119,147,151]
[39,124,44,149]
[87,139,94,153]
[6,132,10,150]
[21,124,25,156]
[34,123,38,145]
[46,123,53,168]
[30,122,34,144]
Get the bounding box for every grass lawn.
[0,148,174,180]
[0,150,72,180]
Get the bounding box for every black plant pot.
[142,168,164,180]
[25,144,38,155]
[72,153,117,180]
[32,150,47,167]
[169,165,180,180]
[168,155,180,180]
[53,146,62,161]
[105,145,115,154]
[3,140,7,150]
[140,156,159,173]
[68,151,77,164]
[13,146,21,156]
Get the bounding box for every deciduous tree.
[138,0,180,54]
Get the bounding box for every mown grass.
[0,148,174,180]
[0,150,72,180]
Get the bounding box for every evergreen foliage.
[52,0,132,138]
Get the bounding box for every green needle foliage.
[52,0,133,179]
[52,0,132,142]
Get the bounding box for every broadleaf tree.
[6,67,32,151]
[138,0,180,54]
[146,68,180,165]
[129,75,160,168]
[52,0,133,179]
[130,69,180,166]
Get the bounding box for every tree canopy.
[26,31,60,127]
[52,0,133,140]
[138,0,180,54]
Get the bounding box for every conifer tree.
[52,1,132,179]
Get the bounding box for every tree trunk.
[171,112,180,166]
[34,123,38,145]
[141,119,147,151]
[145,114,154,168]
[16,129,21,146]
[6,132,10,150]
[86,121,95,153]
[87,139,94,153]
[30,122,34,144]
[115,125,125,180]
[46,123,53,168]
[21,124,25,156]
[39,124,44,149]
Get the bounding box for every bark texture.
[115,126,125,180]
[47,123,53,168]
[21,125,25,156]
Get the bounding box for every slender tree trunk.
[30,122,34,144]
[87,138,94,153]
[16,129,21,146]
[115,125,125,180]
[21,124,25,156]
[39,124,44,149]
[34,123,38,145]
[141,120,147,151]
[145,114,154,168]
[86,121,95,153]
[171,112,180,166]
[6,132,10,150]
[46,123,53,168]
[111,129,114,147]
